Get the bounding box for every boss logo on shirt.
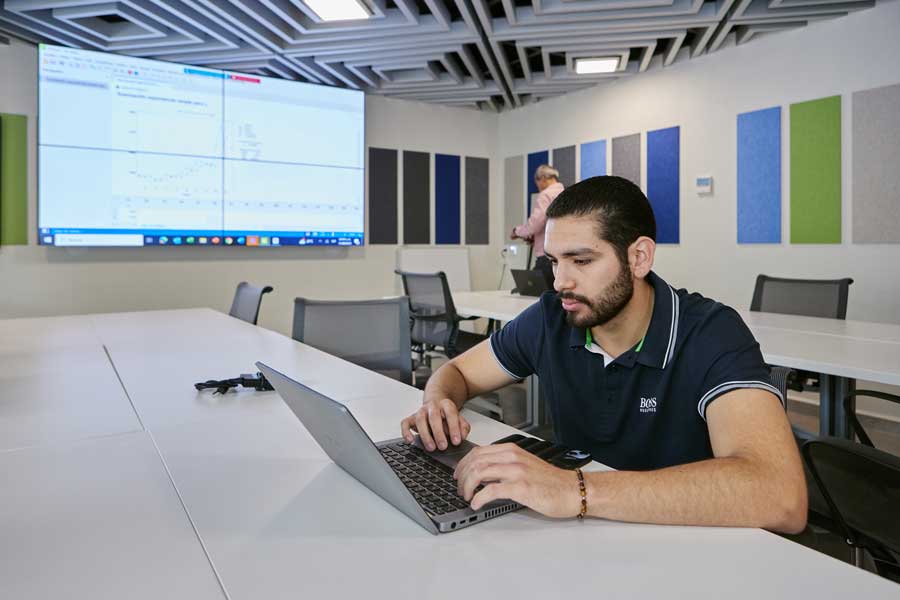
[639,397,658,413]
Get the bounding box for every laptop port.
[469,516,477,523]
[450,522,456,529]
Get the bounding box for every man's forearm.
[422,362,471,410]
[585,456,807,533]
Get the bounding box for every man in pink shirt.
[511,164,565,285]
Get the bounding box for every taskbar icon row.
[143,235,362,247]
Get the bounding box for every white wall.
[0,38,504,336]
[499,0,900,325]
[497,0,900,419]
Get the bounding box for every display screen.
[38,44,364,247]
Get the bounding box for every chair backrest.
[292,296,412,385]
[394,270,458,349]
[750,275,853,319]
[229,282,274,325]
[803,437,900,577]
[396,248,471,292]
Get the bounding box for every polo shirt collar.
[566,270,678,370]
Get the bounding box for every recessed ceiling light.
[305,0,371,22]
[574,57,620,75]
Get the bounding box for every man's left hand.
[453,443,581,518]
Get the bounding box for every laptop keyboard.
[380,441,471,515]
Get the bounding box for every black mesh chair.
[229,281,274,325]
[750,274,853,319]
[394,270,487,386]
[844,390,900,449]
[751,274,853,394]
[802,437,900,581]
[292,296,412,385]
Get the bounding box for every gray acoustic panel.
[852,82,900,243]
[369,147,398,245]
[465,156,490,245]
[552,145,576,187]
[403,151,430,245]
[0,1,881,111]
[612,134,641,187]
[504,155,525,240]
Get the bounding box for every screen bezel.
[36,42,366,249]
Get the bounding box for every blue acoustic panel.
[646,126,680,244]
[580,140,606,180]
[527,150,548,213]
[435,153,461,244]
[737,107,781,243]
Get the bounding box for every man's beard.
[558,261,634,328]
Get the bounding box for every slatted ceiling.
[0,1,881,111]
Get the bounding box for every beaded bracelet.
[575,467,587,520]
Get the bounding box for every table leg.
[832,377,856,440]
[819,374,834,437]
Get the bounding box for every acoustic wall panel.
[612,133,641,187]
[737,107,782,243]
[580,140,606,180]
[465,156,490,245]
[790,96,841,244]
[368,147,398,245]
[646,126,680,244]
[852,83,900,243]
[552,145,576,187]
[403,150,430,244]
[0,113,27,245]
[505,155,525,238]
[435,153,461,244]
[527,150,549,212]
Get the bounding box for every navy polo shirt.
[488,271,783,471]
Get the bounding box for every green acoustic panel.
[790,96,841,244]
[0,113,28,245]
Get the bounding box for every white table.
[453,291,900,438]
[2,308,898,598]
[0,431,226,600]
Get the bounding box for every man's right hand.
[401,398,471,451]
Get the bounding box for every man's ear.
[629,236,656,278]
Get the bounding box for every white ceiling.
[0,0,880,111]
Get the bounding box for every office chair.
[292,296,412,385]
[750,274,853,394]
[229,281,274,325]
[844,390,900,449]
[802,437,900,582]
[394,269,487,381]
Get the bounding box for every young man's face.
[544,215,634,329]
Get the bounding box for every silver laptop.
[257,362,521,534]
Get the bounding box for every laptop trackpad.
[412,436,478,470]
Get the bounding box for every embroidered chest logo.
[639,397,658,414]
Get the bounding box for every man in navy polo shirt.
[400,176,807,533]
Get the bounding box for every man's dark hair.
[545,175,656,264]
